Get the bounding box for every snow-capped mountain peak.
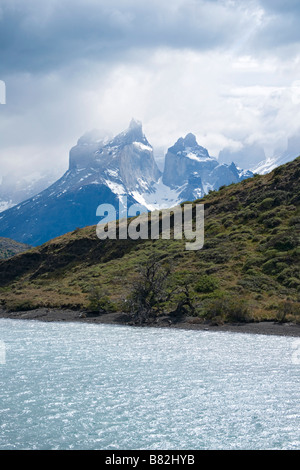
[168,133,213,162]
[0,121,253,246]
[110,118,151,149]
[161,133,251,202]
[251,134,300,175]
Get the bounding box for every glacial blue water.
[0,318,299,450]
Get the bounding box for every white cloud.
[1,0,300,182]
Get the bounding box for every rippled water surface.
[0,319,299,450]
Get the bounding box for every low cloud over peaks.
[1,0,300,179]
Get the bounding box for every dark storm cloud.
[1,0,300,180]
[1,0,300,78]
[0,0,259,75]
[252,0,300,51]
[259,0,300,13]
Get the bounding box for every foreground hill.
[0,156,299,326]
[0,237,31,260]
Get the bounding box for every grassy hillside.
[0,157,299,325]
[0,237,31,260]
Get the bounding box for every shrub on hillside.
[202,297,252,324]
[194,275,219,294]
[276,300,300,323]
[87,286,117,313]
[259,198,274,211]
[262,258,288,275]
[242,255,264,272]
[289,216,300,227]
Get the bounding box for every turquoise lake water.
[0,318,299,450]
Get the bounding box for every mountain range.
[0,169,60,213]
[0,156,299,325]
[219,133,300,176]
[0,119,254,246]
[251,134,300,175]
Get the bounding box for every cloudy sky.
[1,0,300,179]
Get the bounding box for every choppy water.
[0,319,299,450]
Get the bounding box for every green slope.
[0,156,299,324]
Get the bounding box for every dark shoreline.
[1,308,300,337]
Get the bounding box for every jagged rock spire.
[129,118,143,130]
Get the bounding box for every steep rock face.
[0,120,161,246]
[177,174,204,202]
[210,162,249,188]
[163,133,218,188]
[162,134,253,199]
[69,119,161,194]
